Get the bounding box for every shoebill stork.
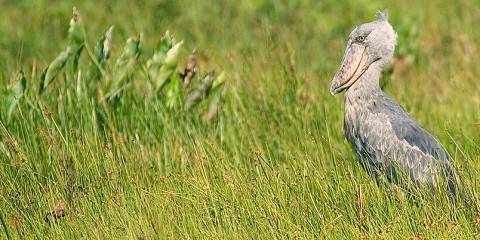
[330,11,457,193]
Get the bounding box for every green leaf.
[66,7,85,75]
[146,31,174,83]
[41,7,86,93]
[211,71,226,90]
[67,45,84,80]
[104,34,142,100]
[67,7,85,55]
[165,74,183,109]
[42,50,69,91]
[5,71,27,122]
[115,35,142,68]
[164,40,183,68]
[87,26,114,82]
[154,41,183,92]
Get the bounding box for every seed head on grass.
[101,26,114,61]
[181,48,198,86]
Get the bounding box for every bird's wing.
[368,95,449,162]
[353,109,436,184]
[358,95,456,191]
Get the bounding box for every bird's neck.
[345,61,384,100]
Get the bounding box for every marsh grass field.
[1,0,480,238]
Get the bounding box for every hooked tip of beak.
[330,86,343,96]
[330,86,338,96]
[329,79,344,96]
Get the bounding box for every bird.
[329,11,458,193]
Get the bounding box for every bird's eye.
[356,36,366,42]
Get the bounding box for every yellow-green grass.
[1,0,480,238]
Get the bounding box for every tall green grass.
[1,0,480,238]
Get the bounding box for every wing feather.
[357,94,457,192]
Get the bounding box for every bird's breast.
[343,95,370,139]
[343,95,385,163]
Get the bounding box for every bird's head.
[330,11,397,95]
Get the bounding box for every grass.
[1,0,480,238]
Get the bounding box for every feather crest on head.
[376,10,388,22]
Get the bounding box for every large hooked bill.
[330,43,369,95]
